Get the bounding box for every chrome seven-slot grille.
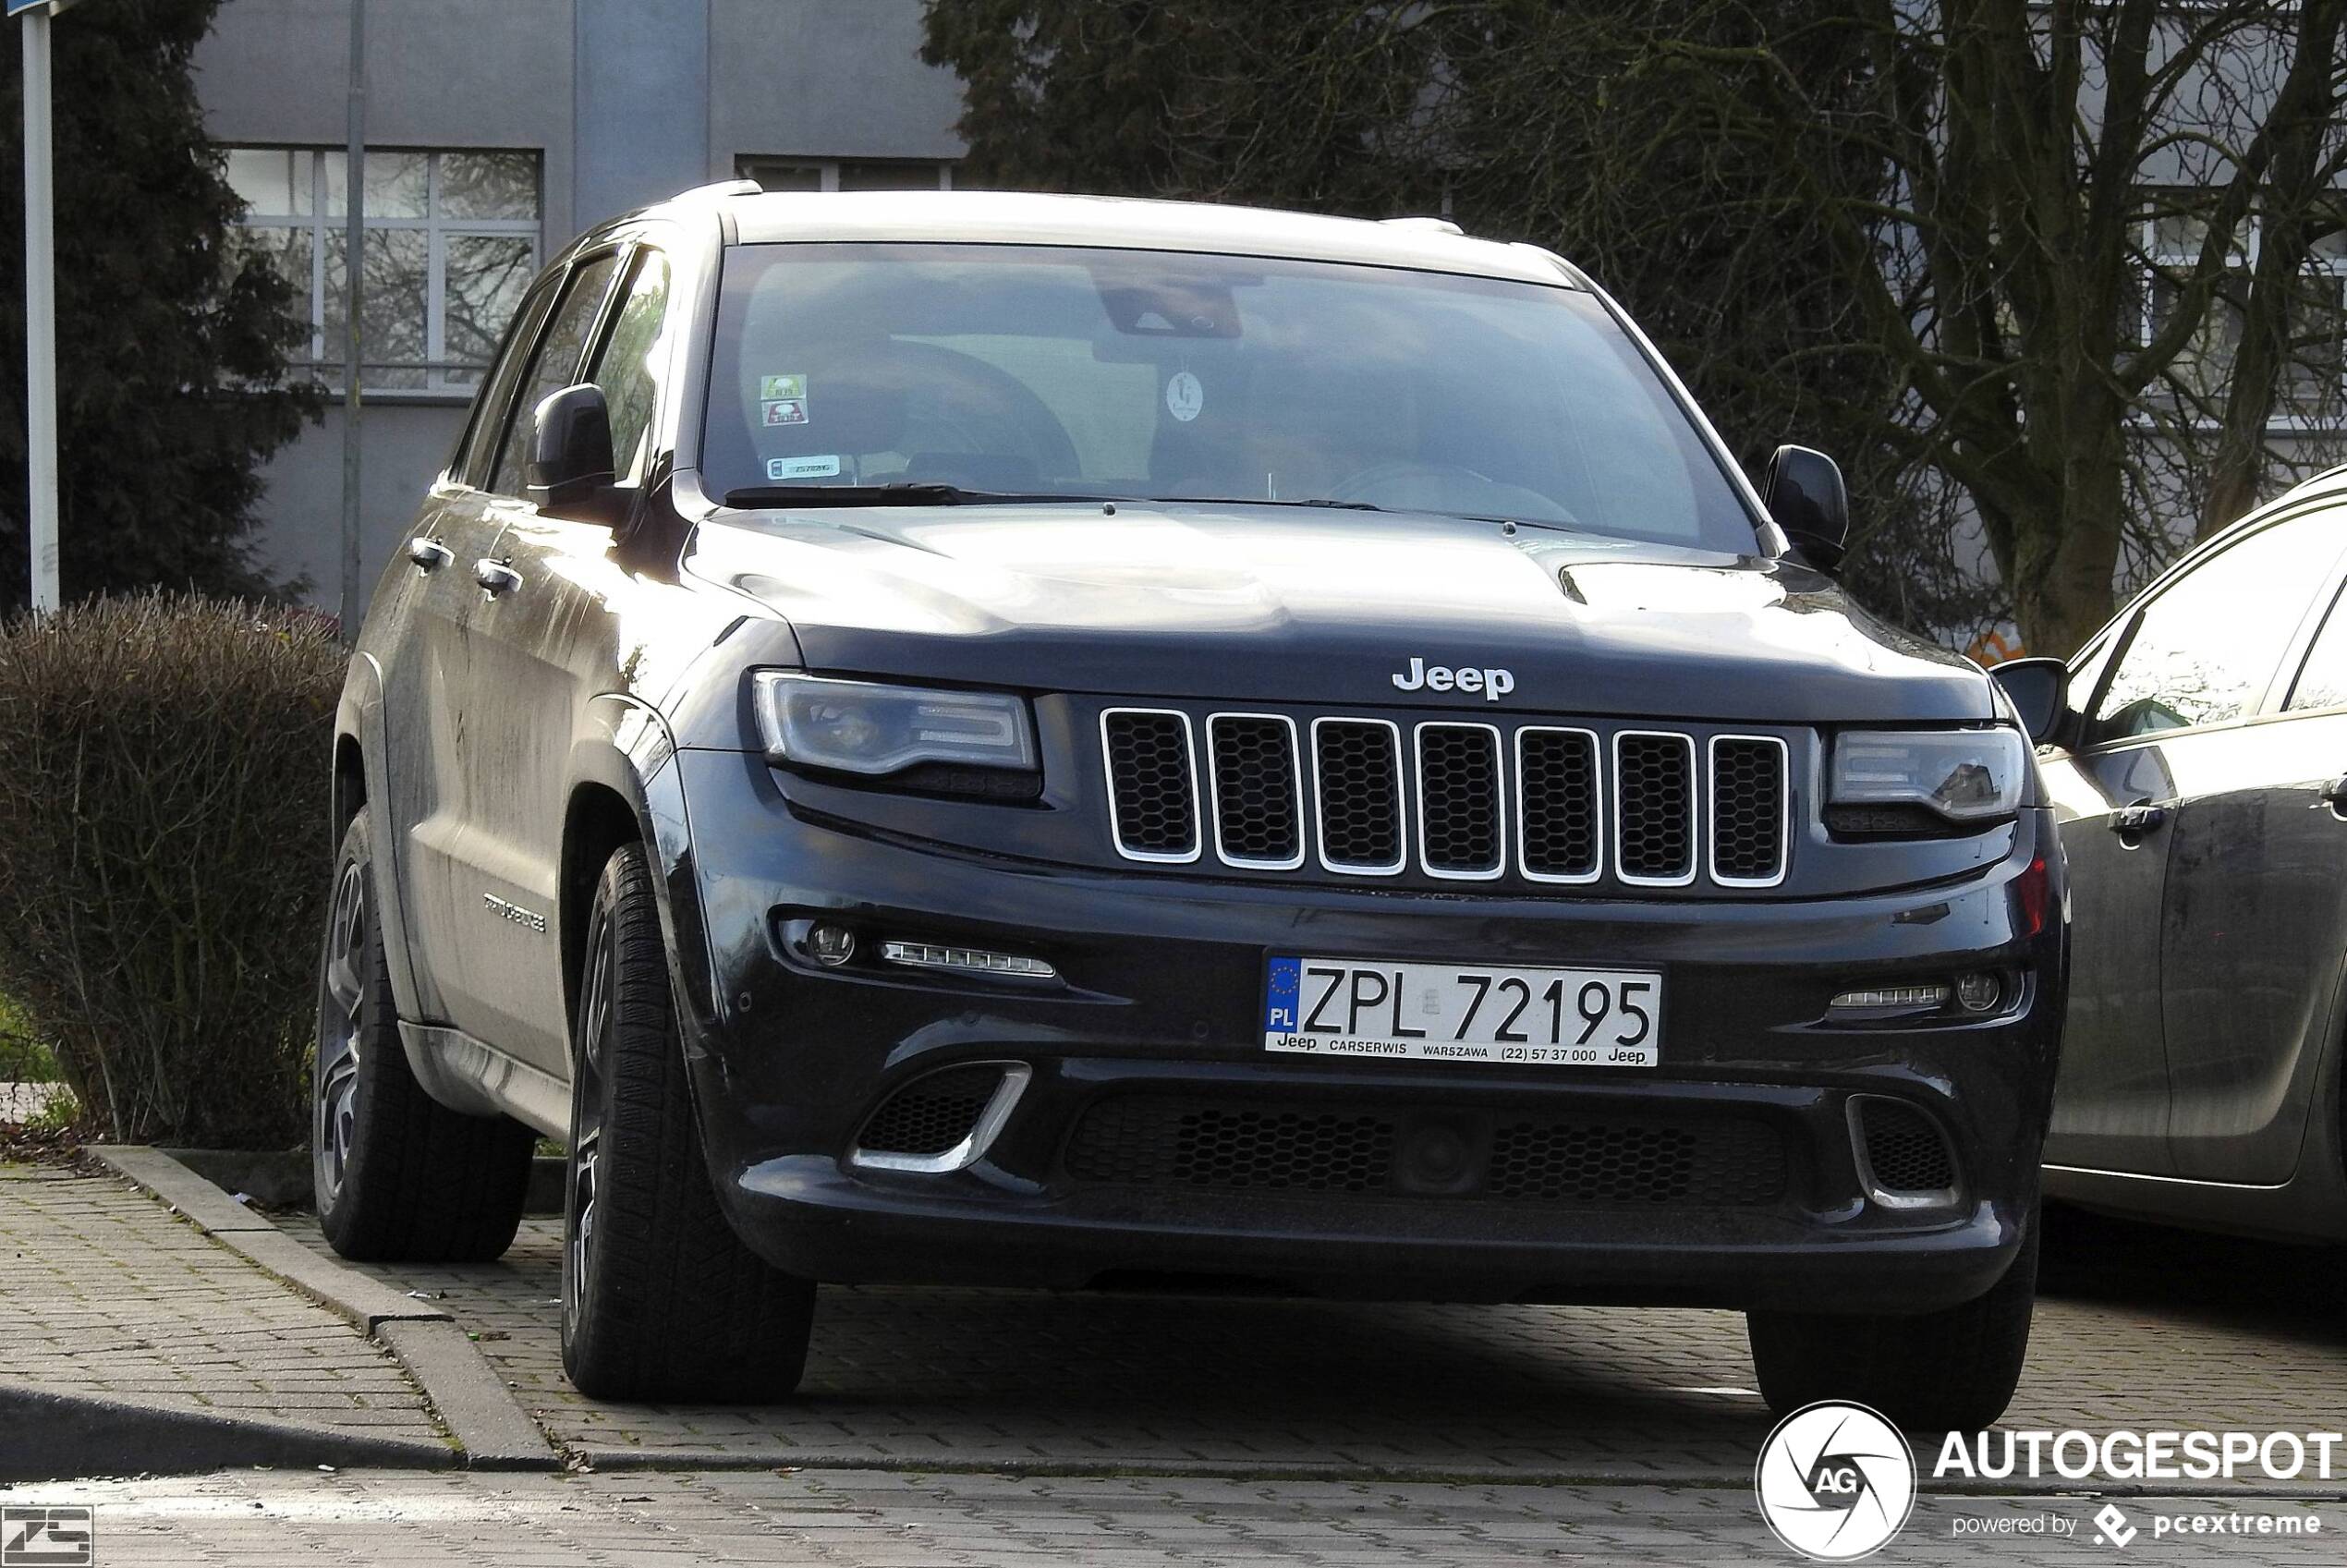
[1101,708,1791,890]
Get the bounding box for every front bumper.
[672,748,2064,1313]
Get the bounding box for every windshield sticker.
[762,398,809,427]
[1165,371,1204,423]
[760,373,807,401]
[767,455,841,480]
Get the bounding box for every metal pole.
[338,0,365,638]
[22,6,58,612]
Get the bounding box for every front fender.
[571,695,722,1038]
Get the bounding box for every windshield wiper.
[722,482,1117,508]
[1149,496,1383,512]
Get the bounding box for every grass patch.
[22,1086,78,1132]
[0,991,60,1083]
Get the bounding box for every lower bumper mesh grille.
[1065,1096,1788,1208]
[857,1065,1005,1157]
[1854,1098,1958,1195]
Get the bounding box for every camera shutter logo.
[1753,1402,1915,1561]
[2,1507,93,1568]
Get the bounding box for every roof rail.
[671,178,763,203]
[1380,215,1464,237]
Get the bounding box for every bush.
[0,593,343,1146]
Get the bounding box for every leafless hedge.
[0,594,343,1147]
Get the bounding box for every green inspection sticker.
[760,373,807,401]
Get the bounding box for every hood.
[687,503,1991,723]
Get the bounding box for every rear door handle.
[406,537,451,573]
[473,558,523,599]
[2111,801,2169,835]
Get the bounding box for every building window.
[736,155,955,193]
[224,147,542,395]
[2137,199,2347,427]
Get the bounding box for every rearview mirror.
[527,383,619,521]
[1762,444,1850,574]
[1990,656,2071,746]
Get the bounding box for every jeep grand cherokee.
[312,185,2066,1429]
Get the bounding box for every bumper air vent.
[1067,1096,1790,1209]
[1852,1097,1960,1201]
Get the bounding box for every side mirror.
[1763,444,1850,573]
[527,383,618,520]
[1990,656,2071,746]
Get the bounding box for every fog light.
[1829,983,1950,1013]
[809,924,857,967]
[881,942,1057,979]
[1955,972,2001,1013]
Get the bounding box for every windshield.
[700,243,1758,551]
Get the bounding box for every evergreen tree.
[0,0,314,612]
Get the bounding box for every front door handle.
[473,558,523,599]
[406,536,452,574]
[2111,801,2169,835]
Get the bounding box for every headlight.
[751,673,1037,777]
[1829,728,2026,823]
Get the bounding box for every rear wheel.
[560,840,816,1402]
[1745,1221,2039,1432]
[313,814,534,1261]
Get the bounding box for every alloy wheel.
[313,859,368,1209]
[565,902,616,1340]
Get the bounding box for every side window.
[2288,575,2347,712]
[456,279,559,487]
[2089,512,2347,743]
[586,250,672,486]
[488,252,623,495]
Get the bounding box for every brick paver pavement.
[0,1163,444,1446]
[284,1205,2347,1482]
[11,1465,2340,1565]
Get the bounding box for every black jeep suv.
[315,185,2066,1428]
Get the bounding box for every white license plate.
[1262,956,1661,1067]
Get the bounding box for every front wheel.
[1745,1222,2039,1433]
[313,814,534,1261]
[560,840,816,1402]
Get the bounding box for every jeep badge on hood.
[1391,657,1515,701]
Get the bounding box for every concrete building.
[193,0,966,604]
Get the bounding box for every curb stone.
[88,1146,560,1472]
[91,1145,278,1234]
[378,1320,554,1470]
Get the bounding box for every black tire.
[561,841,816,1402]
[1746,1220,2039,1433]
[313,814,534,1262]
